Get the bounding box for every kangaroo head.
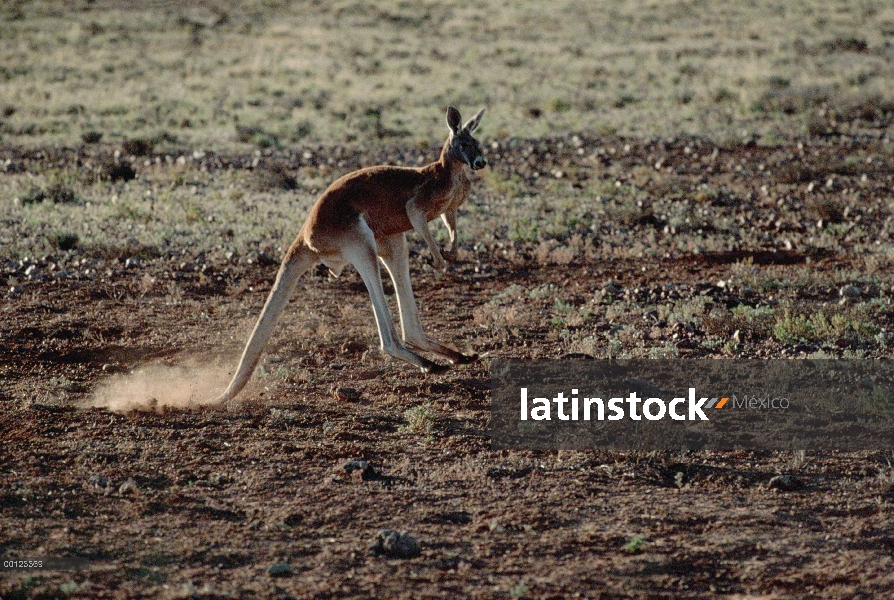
[445,106,487,170]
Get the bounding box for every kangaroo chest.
[425,168,470,219]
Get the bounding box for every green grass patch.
[773,309,881,345]
[402,403,438,433]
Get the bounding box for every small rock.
[341,340,367,355]
[339,459,378,481]
[768,474,804,492]
[88,475,109,487]
[603,280,623,296]
[267,563,292,578]
[101,161,136,183]
[208,473,230,486]
[88,475,111,494]
[119,478,139,495]
[248,251,277,266]
[732,329,741,343]
[3,159,25,173]
[332,386,361,401]
[124,257,140,269]
[839,285,861,299]
[342,459,369,472]
[6,286,23,298]
[369,530,420,559]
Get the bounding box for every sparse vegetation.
[625,535,646,554]
[1,1,893,149]
[773,308,880,345]
[486,170,524,198]
[862,385,894,416]
[48,231,79,251]
[509,579,531,598]
[402,403,438,433]
[2,2,894,599]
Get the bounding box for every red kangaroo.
[214,106,487,404]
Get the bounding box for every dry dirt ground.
[3,136,894,598]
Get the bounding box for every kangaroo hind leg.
[378,233,475,365]
[214,243,318,405]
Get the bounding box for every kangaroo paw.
[455,352,478,364]
[421,360,450,374]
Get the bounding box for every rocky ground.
[2,134,894,598]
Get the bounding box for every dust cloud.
[87,359,232,412]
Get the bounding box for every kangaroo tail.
[214,243,317,404]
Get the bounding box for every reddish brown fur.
[290,139,470,258]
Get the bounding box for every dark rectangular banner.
[490,360,894,451]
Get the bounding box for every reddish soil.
[2,137,894,598]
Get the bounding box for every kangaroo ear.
[463,108,485,133]
[446,106,462,135]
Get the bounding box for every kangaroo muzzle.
[471,156,487,170]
